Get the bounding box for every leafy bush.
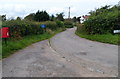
[2,20,64,40]
[56,21,64,28]
[36,21,64,30]
[76,24,86,34]
[2,20,43,39]
[83,5,120,34]
[45,21,58,30]
[64,20,73,28]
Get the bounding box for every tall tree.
[34,10,49,22]
[73,16,77,23]
[1,15,6,21]
[16,17,21,20]
[77,16,81,23]
[24,13,35,21]
[56,12,64,21]
[50,14,55,21]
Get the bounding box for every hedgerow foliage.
[84,5,120,34]
[2,20,64,40]
[64,19,73,28]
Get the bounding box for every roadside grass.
[2,28,65,58]
[75,25,119,45]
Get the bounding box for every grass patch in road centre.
[2,28,64,58]
[76,31,119,45]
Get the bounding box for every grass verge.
[2,28,65,58]
[75,29,119,45]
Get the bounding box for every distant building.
[80,15,89,23]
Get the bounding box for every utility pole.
[68,7,70,19]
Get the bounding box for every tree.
[34,10,40,21]
[77,16,81,23]
[56,12,64,21]
[73,16,77,23]
[1,15,6,21]
[84,4,120,34]
[89,5,111,16]
[43,11,49,21]
[24,13,35,21]
[34,10,49,22]
[16,17,21,20]
[50,14,55,21]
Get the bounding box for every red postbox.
[1,27,9,38]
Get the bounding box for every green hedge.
[64,20,73,28]
[2,20,64,40]
[2,20,43,39]
[84,5,120,34]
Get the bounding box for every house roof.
[82,15,89,19]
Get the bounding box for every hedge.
[83,5,120,34]
[64,20,73,28]
[2,20,64,40]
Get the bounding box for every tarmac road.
[2,27,118,77]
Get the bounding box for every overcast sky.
[0,0,119,19]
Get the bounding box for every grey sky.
[0,0,119,19]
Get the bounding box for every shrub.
[44,21,58,30]
[2,20,44,40]
[76,24,87,34]
[36,21,61,30]
[2,20,65,40]
[83,5,120,34]
[64,20,73,28]
[56,21,64,28]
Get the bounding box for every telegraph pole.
[68,7,70,19]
